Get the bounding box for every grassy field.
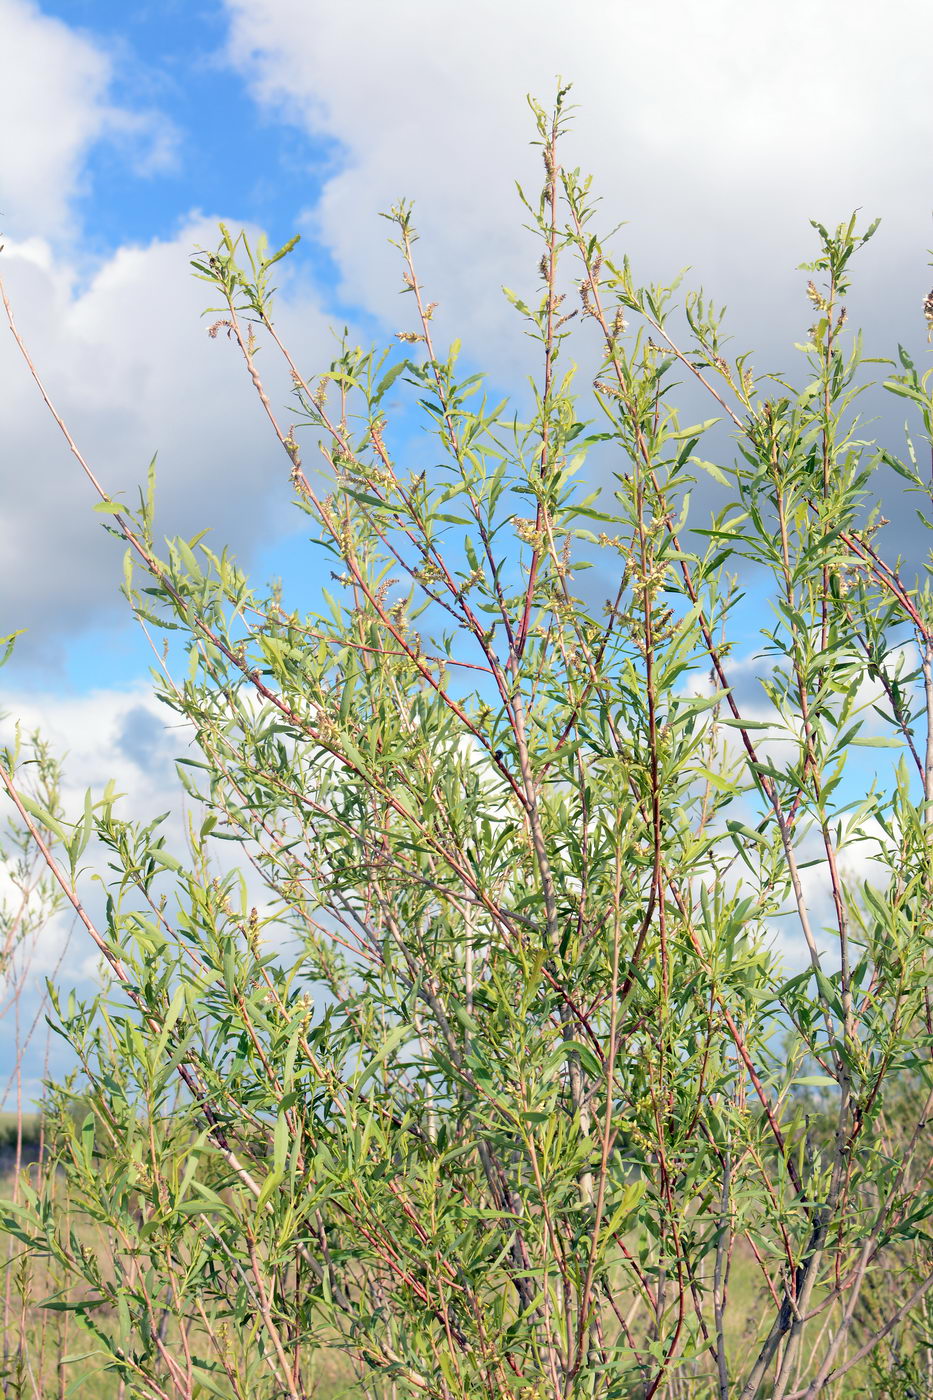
[0,1146,361,1400]
[1,1146,902,1400]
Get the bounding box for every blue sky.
[1,0,932,1097]
[37,1,334,261]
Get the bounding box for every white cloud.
[223,0,933,369]
[0,683,183,813]
[0,3,330,668]
[0,0,176,242]
[0,221,335,662]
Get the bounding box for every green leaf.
[374,359,407,402]
[355,1024,409,1091]
[17,792,68,844]
[263,233,301,267]
[689,457,729,485]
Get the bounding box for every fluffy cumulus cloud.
[224,0,933,367]
[218,0,933,578]
[1,224,333,662]
[1,685,181,806]
[0,0,174,241]
[0,2,335,670]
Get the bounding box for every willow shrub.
[2,91,933,1400]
